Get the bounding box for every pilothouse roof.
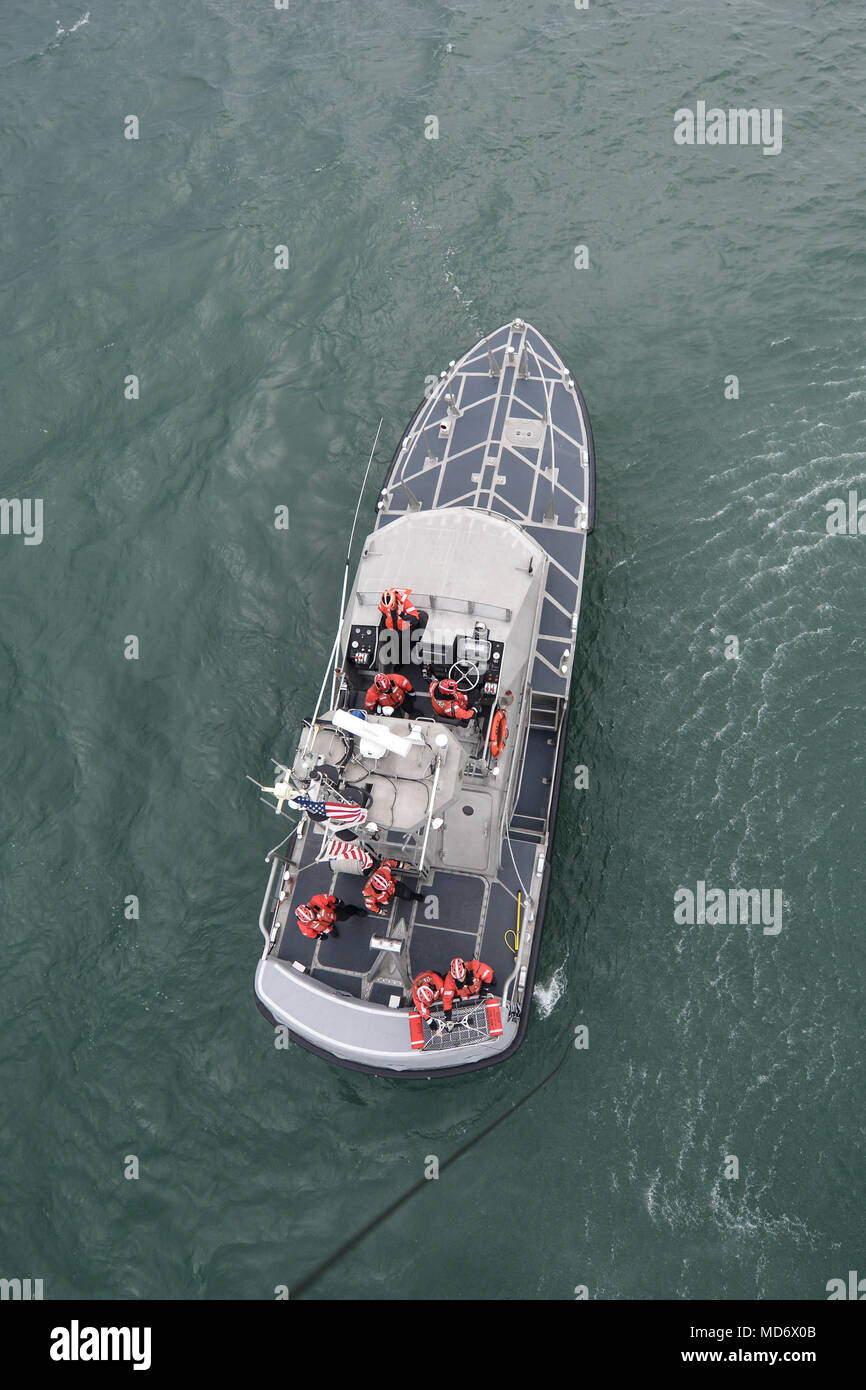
[353,508,545,633]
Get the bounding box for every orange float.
[489,708,508,758]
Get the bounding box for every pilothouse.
[252,319,595,1075]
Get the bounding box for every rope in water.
[291,1041,571,1298]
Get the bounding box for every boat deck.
[272,815,531,1010]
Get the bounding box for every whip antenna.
[327,417,384,710]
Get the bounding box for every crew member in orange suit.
[295,893,368,939]
[429,678,475,723]
[365,671,415,717]
[442,956,494,1013]
[362,860,426,915]
[412,970,444,1021]
[378,587,426,633]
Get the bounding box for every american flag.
[323,839,374,869]
[290,793,367,827]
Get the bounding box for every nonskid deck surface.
[273,821,524,1010]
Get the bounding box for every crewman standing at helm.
[365,671,415,717]
[442,957,495,1013]
[363,859,426,915]
[378,587,426,633]
[412,970,444,1021]
[429,677,476,723]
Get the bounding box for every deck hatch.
[503,418,545,449]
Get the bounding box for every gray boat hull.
[254,320,594,1075]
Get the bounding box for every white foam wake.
[56,12,90,39]
[533,955,568,1019]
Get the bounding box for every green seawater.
[1,0,864,1299]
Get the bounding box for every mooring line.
[291,1042,571,1298]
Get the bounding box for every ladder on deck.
[509,813,546,838]
[528,690,562,732]
[509,692,564,839]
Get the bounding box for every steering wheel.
[448,659,480,692]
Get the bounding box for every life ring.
[489,708,508,759]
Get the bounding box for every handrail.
[258,857,281,948]
[417,755,443,876]
[525,340,557,515]
[355,591,511,623]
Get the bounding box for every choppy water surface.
[1,1,864,1299]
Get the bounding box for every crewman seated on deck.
[295,893,369,940]
[429,678,476,723]
[412,970,444,1022]
[378,587,427,634]
[295,897,336,939]
[442,957,495,1013]
[365,671,415,717]
[362,859,426,915]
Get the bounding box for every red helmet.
[374,673,391,693]
[438,679,458,697]
[296,904,314,924]
[417,984,436,1007]
[450,957,466,983]
[370,871,390,893]
[380,588,397,610]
